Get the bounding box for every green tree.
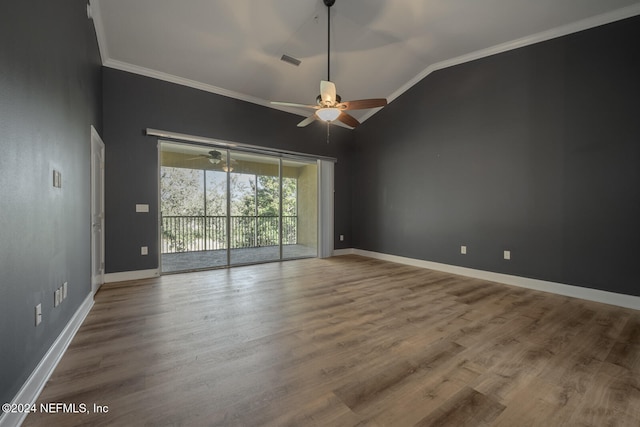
[236,175,297,246]
[161,167,204,216]
[238,175,296,217]
[160,167,297,250]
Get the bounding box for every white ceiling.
[90,0,640,125]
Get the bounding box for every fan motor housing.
[323,0,336,7]
[316,94,341,105]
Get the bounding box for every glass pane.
[160,143,228,272]
[160,142,319,272]
[283,159,317,259]
[229,151,281,265]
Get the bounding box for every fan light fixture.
[317,0,336,123]
[316,108,341,122]
[269,0,387,130]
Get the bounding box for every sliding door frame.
[155,130,336,272]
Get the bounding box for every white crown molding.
[103,58,315,117]
[0,295,94,427]
[105,58,358,130]
[103,58,278,108]
[88,0,107,64]
[384,3,640,109]
[103,59,353,129]
[337,249,640,311]
[94,2,640,127]
[91,0,326,125]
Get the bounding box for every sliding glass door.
[229,152,281,266]
[160,145,229,272]
[160,142,318,273]
[283,159,317,260]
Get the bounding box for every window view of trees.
[161,166,297,253]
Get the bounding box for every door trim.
[318,159,334,258]
[90,125,105,294]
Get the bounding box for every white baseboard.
[0,294,94,427]
[334,249,640,311]
[104,268,159,283]
[332,248,354,256]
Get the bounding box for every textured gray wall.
[102,69,354,273]
[0,1,102,406]
[353,16,640,296]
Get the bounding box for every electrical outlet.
[461,245,467,255]
[54,289,60,307]
[141,246,148,255]
[62,282,68,300]
[52,170,62,188]
[504,250,511,260]
[340,234,344,241]
[35,304,42,326]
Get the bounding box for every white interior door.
[91,126,105,294]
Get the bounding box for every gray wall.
[353,16,640,296]
[0,0,102,406]
[102,69,354,273]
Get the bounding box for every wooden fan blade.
[271,101,317,109]
[297,115,317,127]
[320,80,337,104]
[185,154,208,160]
[340,98,387,110]
[337,112,360,128]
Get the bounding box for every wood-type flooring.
[24,255,640,426]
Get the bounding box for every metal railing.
[161,215,297,254]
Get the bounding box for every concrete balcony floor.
[161,244,317,273]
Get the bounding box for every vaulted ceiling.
[90,0,640,125]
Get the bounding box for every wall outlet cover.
[35,304,42,326]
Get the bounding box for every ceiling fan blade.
[297,115,317,127]
[340,98,388,110]
[320,80,337,104]
[185,154,208,160]
[337,112,360,128]
[271,101,317,109]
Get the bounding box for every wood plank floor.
[24,255,640,426]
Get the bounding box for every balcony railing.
[161,215,297,254]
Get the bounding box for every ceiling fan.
[188,150,223,164]
[187,150,237,171]
[271,0,387,128]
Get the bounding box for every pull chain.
[326,122,330,144]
